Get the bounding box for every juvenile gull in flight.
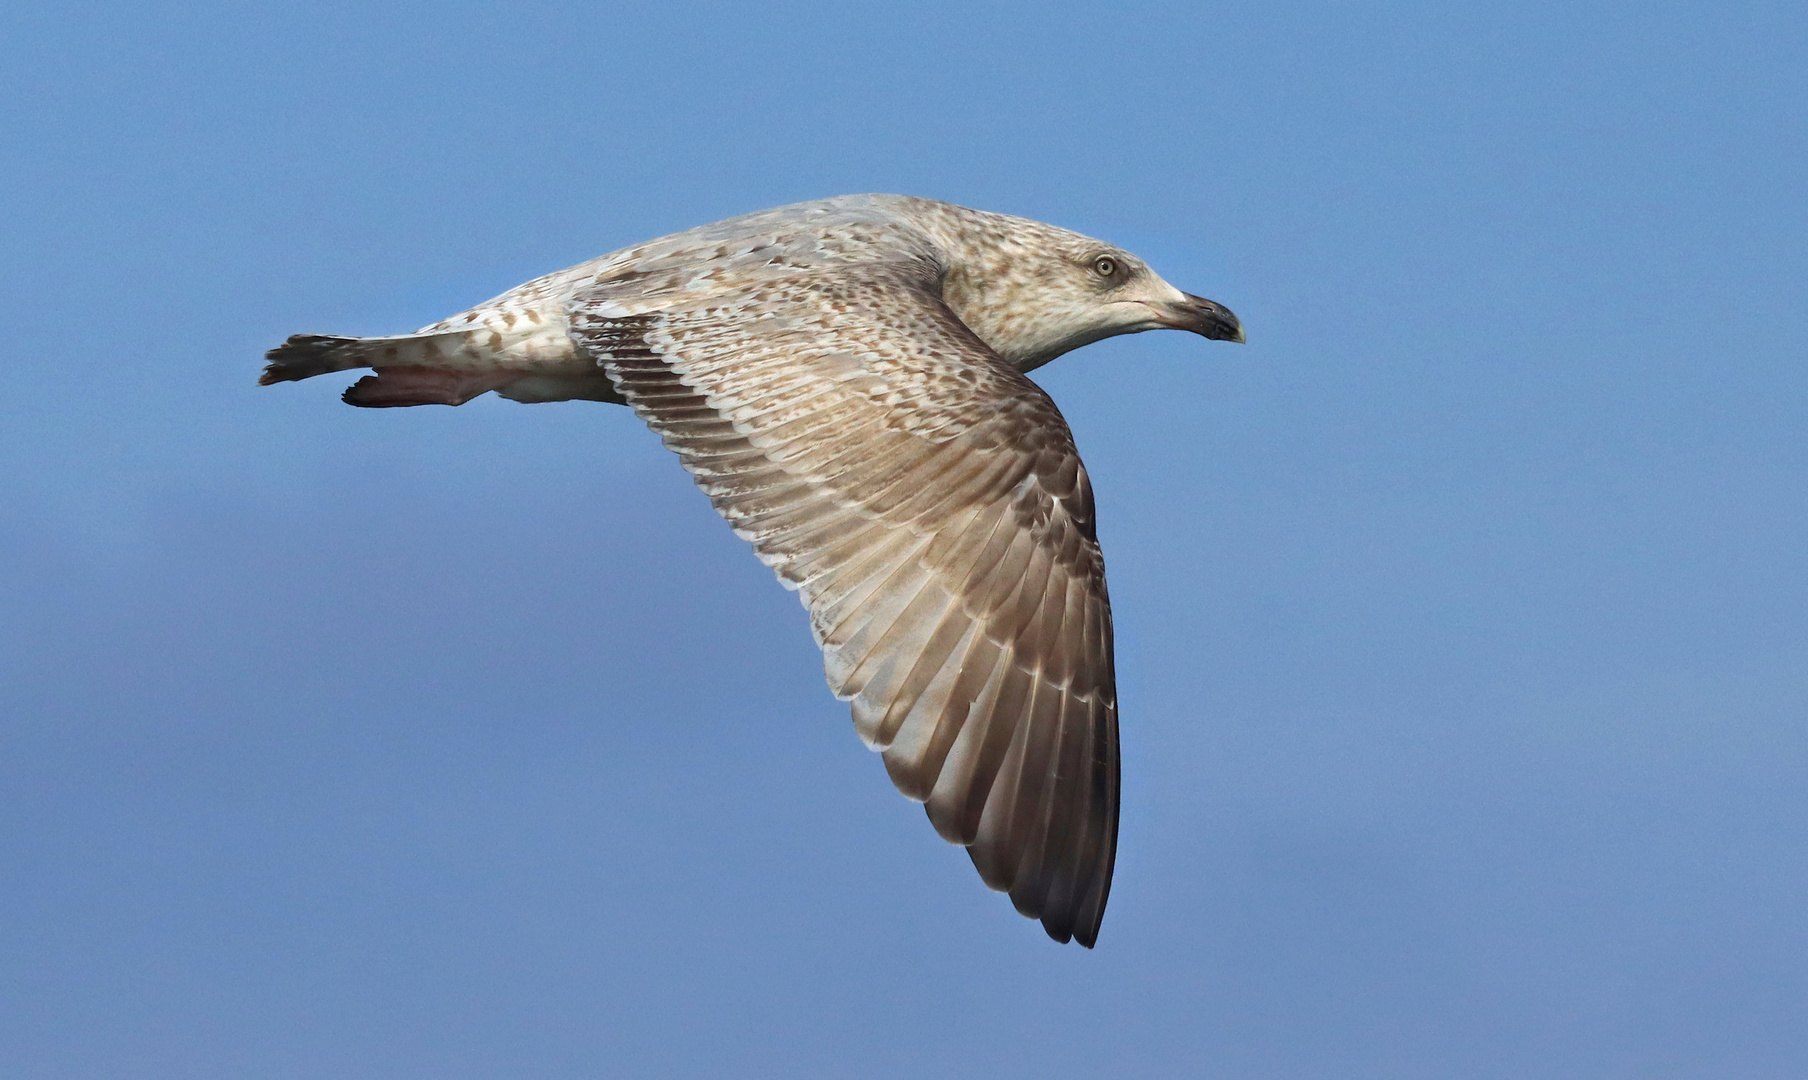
[261,194,1243,947]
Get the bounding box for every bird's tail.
[261,324,626,408]
[260,331,522,408]
[259,333,383,385]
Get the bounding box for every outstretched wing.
[571,262,1119,946]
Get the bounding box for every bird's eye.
[1093,256,1117,278]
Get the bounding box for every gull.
[261,194,1244,946]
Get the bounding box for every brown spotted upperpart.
[261,194,1243,948]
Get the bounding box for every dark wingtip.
[1044,908,1102,948]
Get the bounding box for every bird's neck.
[898,202,1081,372]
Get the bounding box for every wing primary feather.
[923,641,1015,843]
[880,616,987,799]
[969,671,1039,891]
[1001,679,1067,918]
[842,580,964,746]
[1033,687,1095,943]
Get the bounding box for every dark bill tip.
[1170,292,1244,343]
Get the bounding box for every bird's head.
[927,208,1244,372]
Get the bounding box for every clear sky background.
[3,1,1805,1077]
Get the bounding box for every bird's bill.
[1153,293,1245,343]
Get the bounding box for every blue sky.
[3,1,1806,1076]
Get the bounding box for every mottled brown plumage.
[261,194,1242,947]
